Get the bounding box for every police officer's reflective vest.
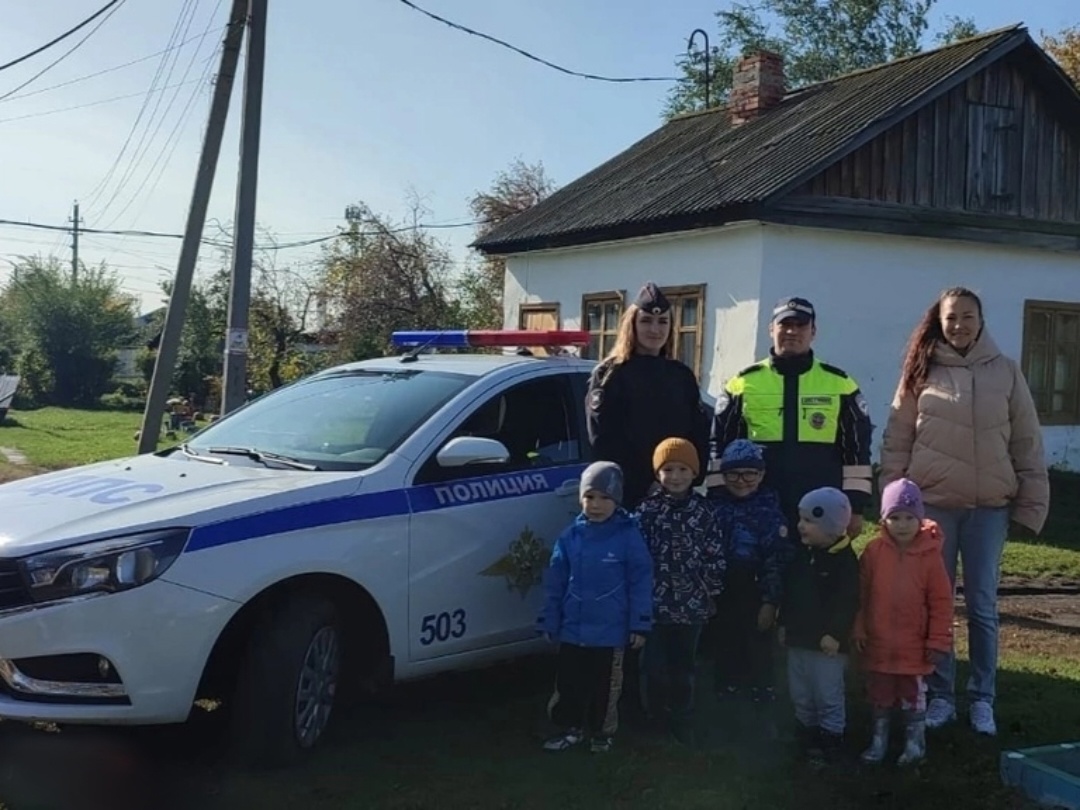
[727,358,858,445]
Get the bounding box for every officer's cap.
[633,282,670,315]
[771,296,815,325]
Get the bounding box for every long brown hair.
[899,286,983,395]
[600,304,676,378]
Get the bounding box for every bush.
[98,392,145,412]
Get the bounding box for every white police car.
[0,330,596,766]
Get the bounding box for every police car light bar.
[391,330,590,349]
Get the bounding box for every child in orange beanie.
[635,437,726,744]
[853,477,953,766]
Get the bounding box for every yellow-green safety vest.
[726,358,858,444]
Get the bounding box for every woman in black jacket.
[586,282,709,510]
[584,282,710,730]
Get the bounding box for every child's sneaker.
[589,736,613,753]
[543,728,584,752]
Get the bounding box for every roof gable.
[474,25,1079,255]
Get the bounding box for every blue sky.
[0,0,1075,312]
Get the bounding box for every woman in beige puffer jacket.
[880,287,1049,740]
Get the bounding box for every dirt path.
[0,447,28,465]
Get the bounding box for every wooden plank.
[883,128,902,202]
[901,116,918,205]
[967,103,987,210]
[765,196,1080,252]
[946,87,968,209]
[915,105,935,207]
[870,136,884,200]
[1050,123,1066,221]
[852,141,869,199]
[999,107,1022,217]
[932,94,950,209]
[1020,86,1042,219]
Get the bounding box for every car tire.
[227,592,343,769]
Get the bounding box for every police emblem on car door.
[406,373,587,661]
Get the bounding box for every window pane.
[587,335,600,359]
[604,301,621,330]
[1026,343,1048,390]
[1051,347,1079,415]
[678,332,697,370]
[585,303,602,332]
[1028,310,1051,344]
[680,297,699,328]
[1056,312,1080,344]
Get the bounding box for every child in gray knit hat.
[777,487,860,768]
[538,461,653,753]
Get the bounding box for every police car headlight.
[18,529,190,603]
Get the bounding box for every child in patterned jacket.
[636,437,726,744]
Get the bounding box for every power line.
[396,0,678,83]
[0,216,486,251]
[0,0,127,102]
[0,79,204,124]
[0,26,227,104]
[0,0,125,73]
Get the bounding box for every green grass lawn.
[0,407,146,469]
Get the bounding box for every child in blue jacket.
[538,461,653,753]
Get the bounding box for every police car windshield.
[184,369,471,471]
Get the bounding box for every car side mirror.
[436,436,511,468]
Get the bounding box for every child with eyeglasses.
[704,440,788,731]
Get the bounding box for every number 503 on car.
[419,609,466,645]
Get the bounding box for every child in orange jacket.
[853,478,953,766]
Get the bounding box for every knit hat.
[798,487,853,540]
[881,477,925,521]
[580,461,623,504]
[653,437,699,476]
[719,439,766,472]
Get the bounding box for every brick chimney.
[730,51,785,124]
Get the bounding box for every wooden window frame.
[1022,299,1080,426]
[660,284,707,378]
[518,302,561,330]
[580,291,624,361]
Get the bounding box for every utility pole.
[137,0,250,454]
[69,200,80,282]
[221,0,267,415]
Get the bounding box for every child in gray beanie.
[538,461,653,753]
[777,486,860,768]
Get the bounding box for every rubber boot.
[859,709,891,764]
[897,710,926,766]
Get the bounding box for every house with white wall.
[473,25,1080,470]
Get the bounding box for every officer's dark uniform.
[584,282,709,729]
[706,297,874,535]
[585,284,709,509]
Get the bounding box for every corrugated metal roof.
[473,26,1028,254]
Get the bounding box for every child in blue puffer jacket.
[538,461,653,754]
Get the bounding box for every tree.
[1043,25,1080,87]
[246,248,323,393]
[463,160,557,328]
[935,15,979,45]
[0,257,137,407]
[665,0,972,117]
[317,200,460,361]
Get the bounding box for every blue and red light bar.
[391,329,590,349]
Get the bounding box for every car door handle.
[554,480,579,497]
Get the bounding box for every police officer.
[586,282,709,510]
[585,281,709,730]
[706,296,873,539]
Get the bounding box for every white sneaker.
[926,698,956,729]
[970,701,997,736]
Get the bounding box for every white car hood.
[0,453,363,557]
